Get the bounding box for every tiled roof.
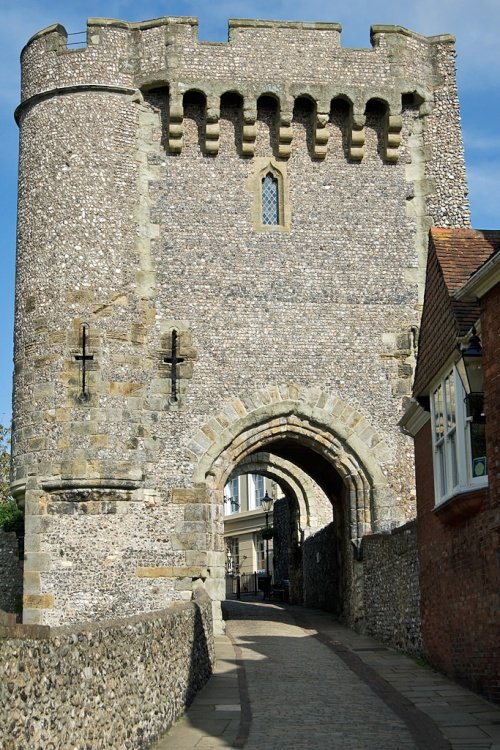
[413,228,500,397]
[432,228,500,292]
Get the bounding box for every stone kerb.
[0,589,215,750]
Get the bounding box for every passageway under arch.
[191,387,396,626]
[225,436,350,616]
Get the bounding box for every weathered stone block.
[24,553,51,572]
[23,593,55,609]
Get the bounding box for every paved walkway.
[151,600,500,750]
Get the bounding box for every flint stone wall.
[272,497,290,584]
[0,589,214,750]
[362,520,422,654]
[0,531,23,617]
[303,523,341,614]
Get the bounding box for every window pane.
[224,478,240,514]
[449,430,458,488]
[262,173,279,225]
[437,442,447,497]
[231,478,239,502]
[227,538,239,573]
[470,423,487,478]
[254,474,265,502]
[433,385,444,441]
[445,375,456,430]
[256,536,266,571]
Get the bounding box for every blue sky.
[0,0,498,425]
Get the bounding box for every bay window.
[431,366,487,504]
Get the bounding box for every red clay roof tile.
[413,228,500,396]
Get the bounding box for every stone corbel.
[168,94,184,153]
[314,100,330,160]
[242,99,257,157]
[384,113,402,162]
[205,96,220,155]
[349,111,365,161]
[278,108,293,159]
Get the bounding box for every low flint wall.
[362,520,422,655]
[302,523,340,614]
[0,588,214,749]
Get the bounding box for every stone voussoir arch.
[232,451,334,534]
[187,384,393,541]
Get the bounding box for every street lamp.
[261,491,274,582]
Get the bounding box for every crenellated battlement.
[18,17,456,164]
[22,16,455,59]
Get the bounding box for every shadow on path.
[151,600,500,750]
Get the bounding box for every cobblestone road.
[227,601,416,749]
[152,600,500,750]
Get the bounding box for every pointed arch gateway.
[187,384,397,625]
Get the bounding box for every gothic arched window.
[252,160,289,232]
[261,172,280,225]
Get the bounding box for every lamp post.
[261,491,274,584]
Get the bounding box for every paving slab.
[150,600,500,749]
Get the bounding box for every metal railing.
[66,31,87,48]
[226,572,262,598]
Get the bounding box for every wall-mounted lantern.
[456,326,484,422]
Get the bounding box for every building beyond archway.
[11,17,469,626]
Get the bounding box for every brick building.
[401,228,500,702]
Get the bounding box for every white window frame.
[251,159,290,233]
[430,364,487,505]
[248,473,265,510]
[223,477,240,516]
[255,533,266,573]
[261,171,280,226]
[226,537,239,574]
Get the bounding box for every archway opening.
[191,388,392,629]
[221,434,354,618]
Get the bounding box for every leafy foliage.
[0,501,23,533]
[0,423,11,504]
[0,424,23,533]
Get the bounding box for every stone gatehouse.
[11,16,469,630]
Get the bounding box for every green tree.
[0,423,12,504]
[0,424,23,533]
